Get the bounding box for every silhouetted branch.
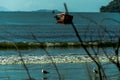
[31,32,61,80]
[71,22,106,80]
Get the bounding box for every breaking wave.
[0,54,112,64]
[0,41,117,49]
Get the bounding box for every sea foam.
[0,54,112,65]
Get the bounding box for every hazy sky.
[0,0,112,12]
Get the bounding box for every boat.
[55,3,73,24]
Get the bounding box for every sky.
[0,0,112,12]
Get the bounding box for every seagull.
[93,68,98,74]
[24,78,35,80]
[42,77,48,80]
[42,69,49,74]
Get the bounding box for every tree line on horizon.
[100,0,120,12]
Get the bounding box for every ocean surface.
[0,12,120,42]
[0,12,120,80]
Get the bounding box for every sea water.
[0,12,120,80]
[0,12,120,42]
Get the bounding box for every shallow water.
[0,48,119,80]
[0,63,119,80]
[0,63,88,80]
[0,47,116,56]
